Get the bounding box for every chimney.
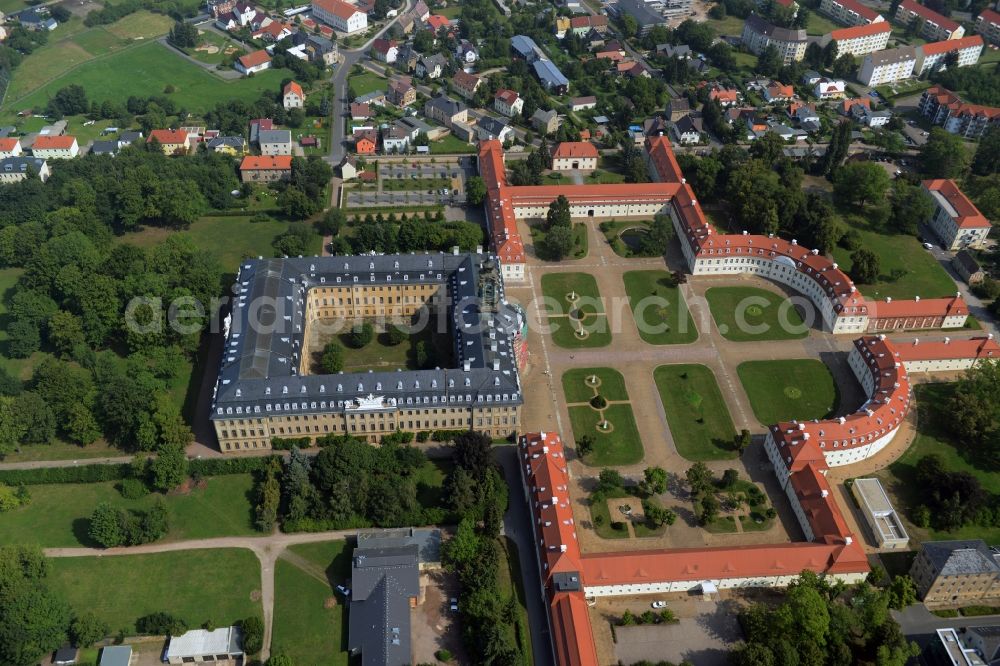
[821,489,829,498]
[886,296,892,303]
[915,295,920,301]
[944,337,950,344]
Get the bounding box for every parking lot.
[346,190,467,206]
[410,570,466,664]
[345,158,474,208]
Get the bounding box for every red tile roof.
[829,21,891,40]
[920,34,984,55]
[978,8,1000,25]
[313,0,362,19]
[453,70,480,89]
[238,49,271,69]
[898,0,960,32]
[283,81,304,98]
[552,141,599,159]
[32,135,76,149]
[893,336,1000,362]
[833,0,882,22]
[494,89,520,105]
[923,178,992,228]
[240,155,293,170]
[922,86,1000,120]
[0,138,20,152]
[146,129,189,145]
[426,14,449,29]
[868,295,967,319]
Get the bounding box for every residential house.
[306,34,338,65]
[975,7,1000,46]
[399,116,441,140]
[452,70,482,99]
[258,129,292,155]
[0,157,49,183]
[671,114,704,144]
[914,35,984,76]
[819,0,884,26]
[919,85,1000,139]
[709,85,741,106]
[455,39,478,64]
[166,627,243,664]
[416,53,447,79]
[381,124,411,152]
[657,43,691,58]
[350,103,372,121]
[90,140,118,156]
[249,118,273,145]
[667,98,691,121]
[555,16,571,38]
[761,121,808,141]
[820,21,891,56]
[388,77,416,107]
[0,137,21,158]
[426,14,449,32]
[13,7,57,31]
[687,57,711,74]
[312,0,368,34]
[742,14,807,63]
[354,90,387,106]
[953,249,986,284]
[910,540,1000,608]
[476,116,513,142]
[412,0,430,21]
[207,136,246,155]
[372,38,398,63]
[451,121,477,143]
[895,0,964,41]
[858,46,918,85]
[397,12,415,34]
[236,49,272,75]
[643,116,670,136]
[922,178,993,250]
[851,102,891,127]
[763,81,795,103]
[552,141,599,170]
[790,102,820,128]
[802,69,823,85]
[147,129,191,155]
[252,19,294,41]
[570,95,597,111]
[814,78,846,99]
[283,81,306,109]
[570,14,608,35]
[354,129,377,154]
[424,95,467,127]
[31,134,78,159]
[207,0,238,18]
[531,108,560,135]
[339,155,358,180]
[494,89,524,117]
[98,646,131,666]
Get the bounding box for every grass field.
[737,359,839,425]
[185,27,239,65]
[569,403,644,466]
[0,439,121,464]
[499,537,534,666]
[529,221,588,260]
[703,14,747,38]
[705,286,809,342]
[48,549,262,632]
[0,475,256,547]
[562,367,628,403]
[654,364,738,461]
[550,314,612,348]
[312,325,451,374]
[805,12,841,35]
[879,383,1000,543]
[4,41,288,118]
[831,222,958,300]
[348,71,388,97]
[540,272,603,315]
[430,133,476,154]
[623,271,697,345]
[104,10,175,39]
[271,542,351,666]
[588,486,630,539]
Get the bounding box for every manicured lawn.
[550,314,612,348]
[0,439,121,464]
[588,486,630,539]
[562,367,628,403]
[805,12,841,35]
[430,133,476,154]
[312,325,451,374]
[185,27,239,65]
[586,169,625,184]
[600,219,652,258]
[831,221,958,300]
[529,221,588,260]
[348,71,388,97]
[272,542,352,666]
[737,359,839,425]
[47,549,262,632]
[654,364,738,461]
[623,271,697,345]
[540,272,603,315]
[0,475,257,547]
[568,404,643,466]
[705,286,809,342]
[879,383,1000,543]
[4,42,289,117]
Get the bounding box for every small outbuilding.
[166,626,244,664]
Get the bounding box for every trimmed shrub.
[271,437,311,451]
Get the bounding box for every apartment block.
[858,46,918,85]
[819,0,884,26]
[821,21,891,56]
[742,14,808,63]
[895,0,964,41]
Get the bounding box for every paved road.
[158,36,243,80]
[496,446,555,666]
[47,529,359,662]
[894,604,1000,653]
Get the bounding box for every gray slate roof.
[90,140,118,155]
[257,129,291,145]
[212,253,522,422]
[348,544,420,666]
[923,540,1000,577]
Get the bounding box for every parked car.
[336,585,351,597]
[449,597,459,611]
[923,242,934,250]
[651,601,668,609]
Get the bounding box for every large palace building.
[211,253,524,452]
[479,136,977,335]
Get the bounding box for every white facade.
[858,48,917,85]
[927,191,992,250]
[552,155,598,171]
[814,79,846,99]
[283,90,304,109]
[500,261,524,283]
[583,570,867,597]
[494,92,524,117]
[0,158,50,183]
[915,41,983,76]
[902,354,989,372]
[851,478,909,549]
[819,0,884,26]
[31,138,79,159]
[0,139,22,159]
[311,0,367,34]
[824,26,890,56]
[512,199,668,219]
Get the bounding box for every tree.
[241,616,265,655]
[7,319,41,358]
[850,248,881,283]
[277,187,317,220]
[721,468,739,489]
[889,180,935,234]
[386,324,407,346]
[347,322,374,348]
[320,341,344,373]
[818,121,852,176]
[267,655,294,666]
[831,53,856,78]
[921,128,969,178]
[88,502,125,547]
[699,493,719,524]
[0,545,71,666]
[452,431,492,480]
[538,225,574,261]
[642,466,668,495]
[70,612,109,648]
[465,176,486,205]
[315,207,345,236]
[972,126,1000,176]
[46,84,88,117]
[168,21,198,48]
[756,45,782,76]
[886,575,917,610]
[546,195,572,229]
[148,443,188,492]
[686,461,714,496]
[642,497,677,527]
[576,434,594,458]
[136,612,187,636]
[737,429,751,454]
[949,361,1000,452]
[833,162,891,208]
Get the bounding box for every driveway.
[611,599,743,665]
[894,604,1000,651]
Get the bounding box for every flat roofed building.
[166,627,243,664]
[851,477,908,549]
[911,540,1000,609]
[98,646,131,666]
[936,628,986,666]
[211,253,523,452]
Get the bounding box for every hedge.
[271,437,312,451]
[0,455,277,486]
